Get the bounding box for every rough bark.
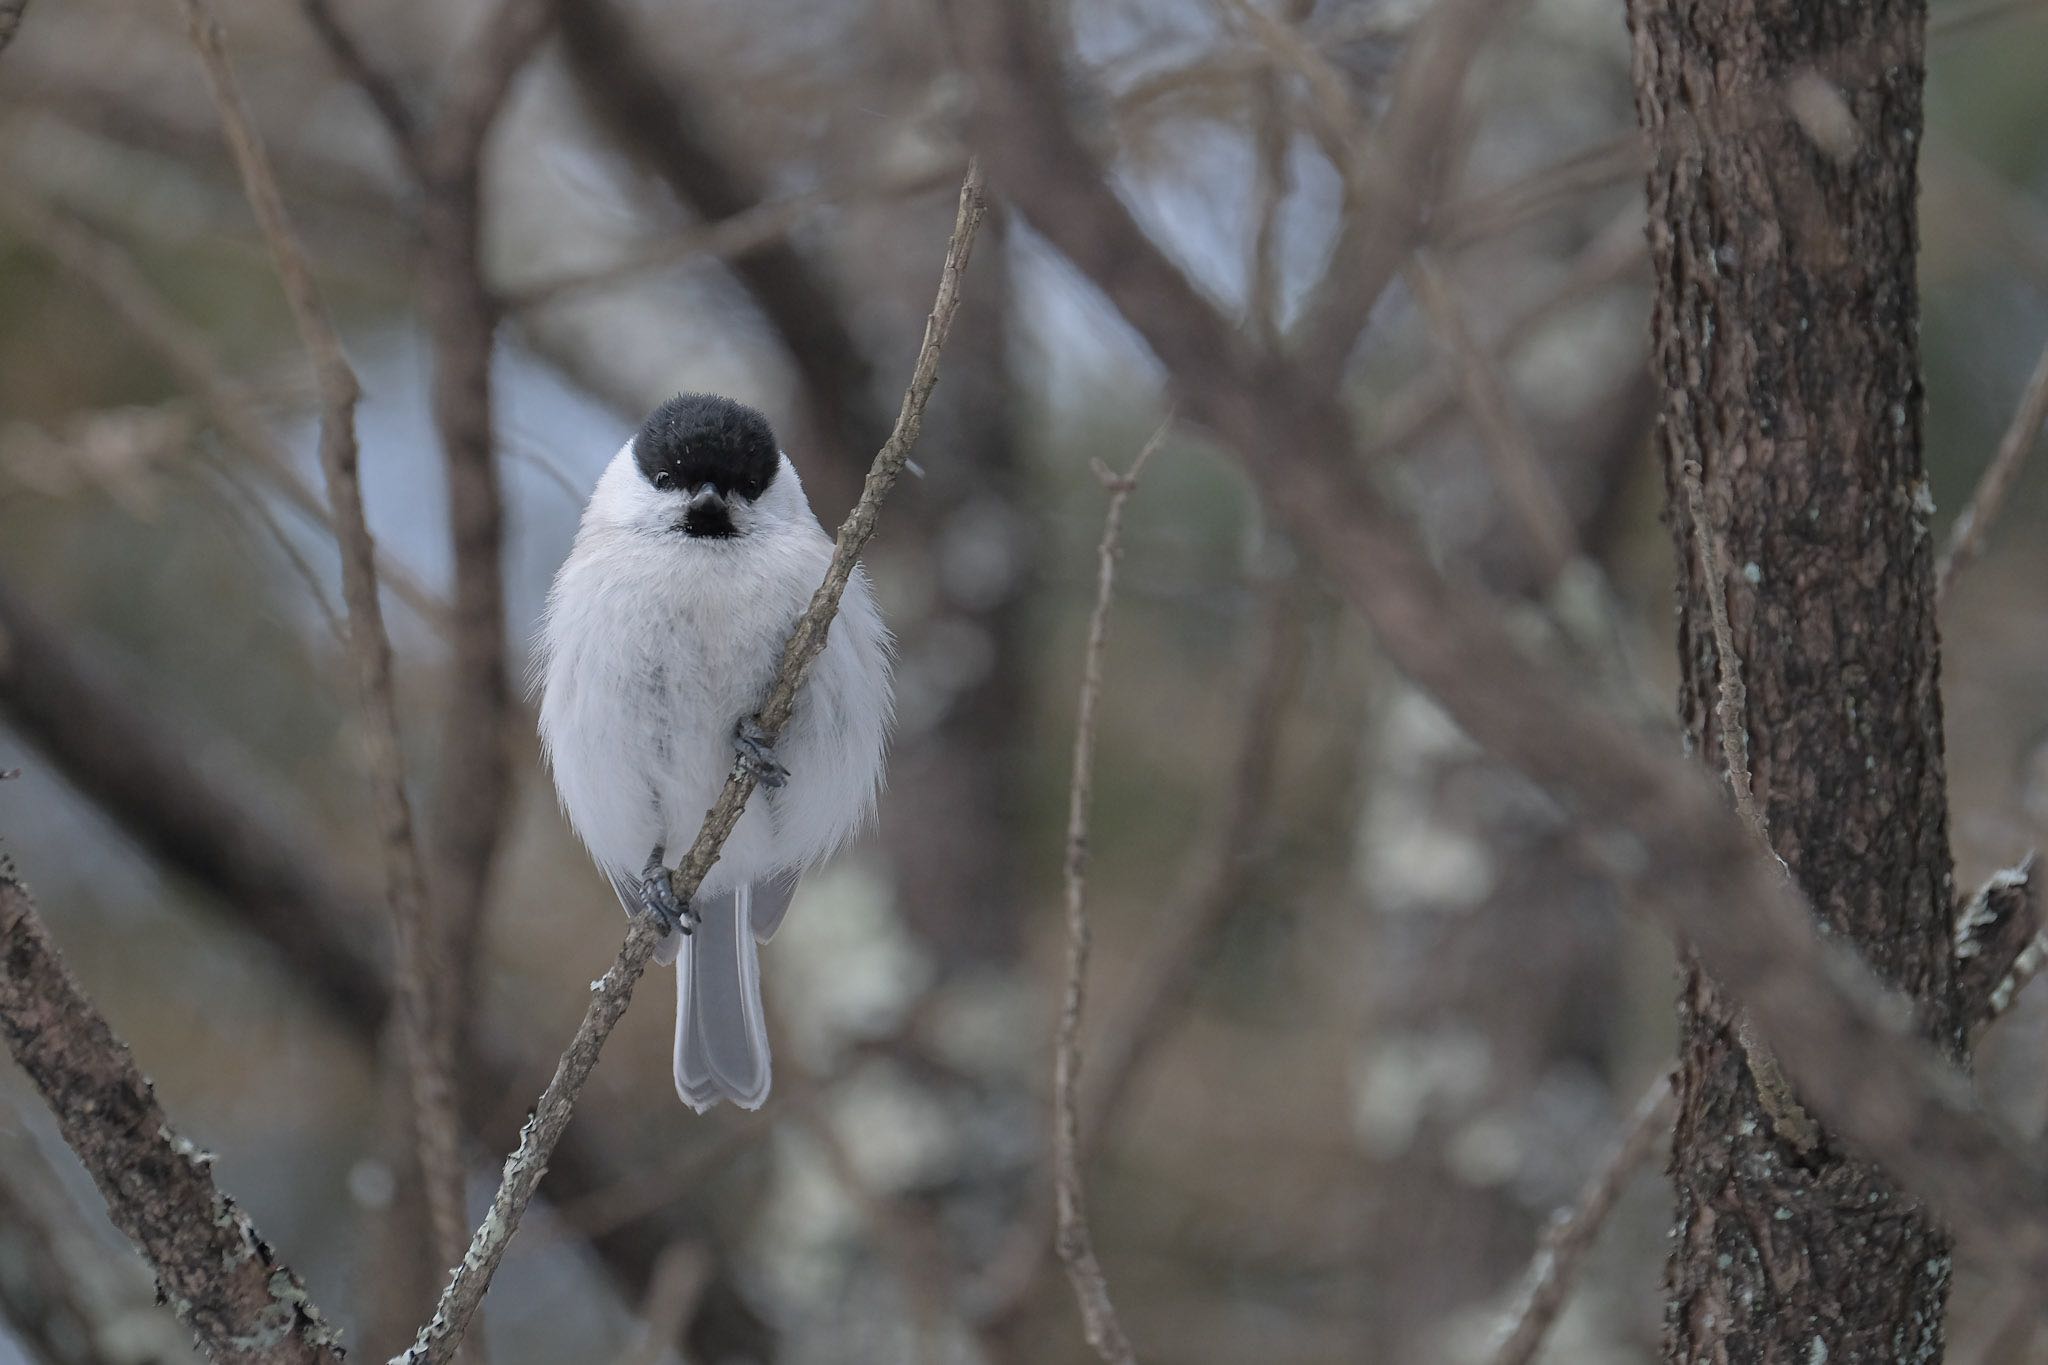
[1626,1,1965,1359]
[0,871,344,1365]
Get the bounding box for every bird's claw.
[733,718,790,788]
[639,846,698,937]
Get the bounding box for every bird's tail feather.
[674,886,772,1111]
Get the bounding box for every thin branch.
[1970,855,2045,1028]
[1364,206,1646,462]
[0,0,25,57]
[505,160,962,311]
[413,2,556,1162]
[1490,1075,1674,1365]
[961,0,2048,1291]
[609,1244,709,1365]
[1678,458,1820,1152]
[298,0,427,175]
[1937,333,2048,598]
[0,189,450,629]
[1289,0,1527,389]
[1405,249,1580,584]
[0,575,766,1350]
[970,570,1307,1326]
[0,871,343,1363]
[393,162,989,1365]
[1051,422,1169,1365]
[174,0,470,1282]
[0,1118,200,1365]
[553,0,891,506]
[1678,461,1763,835]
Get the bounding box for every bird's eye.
[652,470,672,489]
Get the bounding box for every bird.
[536,393,893,1111]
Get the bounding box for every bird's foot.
[639,846,698,937]
[733,717,789,788]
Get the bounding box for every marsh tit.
[537,394,893,1111]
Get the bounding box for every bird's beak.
[685,483,725,514]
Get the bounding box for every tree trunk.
[1627,1,1966,1360]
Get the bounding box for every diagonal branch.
[551,0,891,507]
[0,188,449,629]
[1489,1075,1674,1365]
[957,0,2048,1291]
[0,870,343,1364]
[1937,333,2048,598]
[0,573,768,1353]
[1051,423,1169,1365]
[174,0,470,1284]
[393,162,989,1365]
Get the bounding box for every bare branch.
[0,189,449,629]
[608,1244,710,1365]
[298,0,427,174]
[1405,249,1579,583]
[972,569,1307,1327]
[553,0,891,506]
[0,1119,200,1365]
[1678,458,1819,1152]
[1937,334,2048,598]
[960,0,2048,1287]
[505,161,962,311]
[1050,422,1170,1365]
[0,871,343,1364]
[174,0,469,1280]
[0,579,769,1351]
[1965,855,2044,1030]
[1490,1076,1674,1365]
[0,0,26,57]
[394,163,989,1365]
[1290,0,1526,388]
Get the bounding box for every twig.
[0,1116,200,1365]
[1288,0,1527,389]
[609,1243,710,1365]
[413,0,558,1167]
[0,871,344,1363]
[972,570,1303,1326]
[1937,334,2048,598]
[393,161,989,1365]
[0,579,768,1350]
[507,161,962,310]
[175,0,471,1284]
[1051,422,1170,1365]
[1405,249,1579,584]
[0,189,449,628]
[1364,206,1646,462]
[1678,461,1763,835]
[1974,857,2046,1028]
[1490,1075,1674,1365]
[963,0,2048,1275]
[554,0,892,502]
[298,0,426,175]
[1678,458,1820,1153]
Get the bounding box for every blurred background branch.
[1,0,2045,1360]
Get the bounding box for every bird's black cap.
[633,394,781,500]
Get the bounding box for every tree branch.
[0,578,769,1355]
[1937,332,2048,598]
[0,870,343,1364]
[174,0,469,1283]
[1050,423,1168,1365]
[551,0,891,510]
[393,162,989,1365]
[957,0,2048,1287]
[1489,1075,1673,1365]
